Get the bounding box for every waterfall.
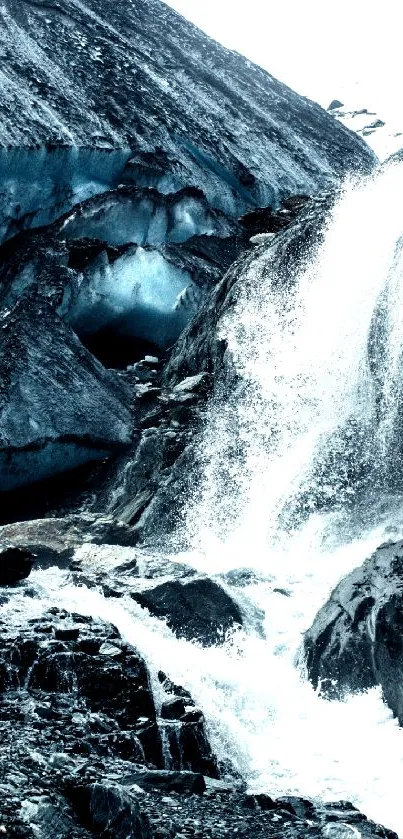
[8,163,403,834]
[183,163,403,558]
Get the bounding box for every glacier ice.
[59,187,235,247]
[67,246,202,352]
[0,146,132,243]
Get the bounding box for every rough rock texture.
[0,0,376,239]
[0,607,218,767]
[68,781,152,838]
[0,294,133,490]
[0,572,397,838]
[132,577,243,646]
[303,539,403,724]
[87,362,211,538]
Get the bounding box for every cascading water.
[7,163,403,833]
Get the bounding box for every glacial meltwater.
[6,164,403,833]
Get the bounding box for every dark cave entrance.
[81,327,161,370]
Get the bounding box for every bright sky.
[165,0,403,128]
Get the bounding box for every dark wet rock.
[303,539,403,722]
[68,781,151,838]
[0,600,396,839]
[90,368,215,539]
[0,294,132,491]
[0,545,35,585]
[158,672,193,704]
[161,697,188,720]
[132,577,243,645]
[328,100,345,111]
[0,608,219,785]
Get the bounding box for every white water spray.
[7,164,403,834]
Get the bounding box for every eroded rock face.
[0,294,133,490]
[303,539,403,724]
[0,599,225,835]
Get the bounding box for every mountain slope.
[0,0,376,221]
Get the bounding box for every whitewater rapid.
[6,164,403,833]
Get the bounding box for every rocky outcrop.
[68,781,152,839]
[0,600,228,836]
[303,539,403,723]
[0,514,138,566]
[0,294,133,491]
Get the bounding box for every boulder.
[303,539,403,723]
[132,577,243,645]
[0,514,137,567]
[69,781,151,838]
[0,545,35,585]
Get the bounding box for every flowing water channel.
[6,163,403,833]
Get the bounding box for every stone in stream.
[0,545,35,586]
[0,514,138,568]
[132,577,243,645]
